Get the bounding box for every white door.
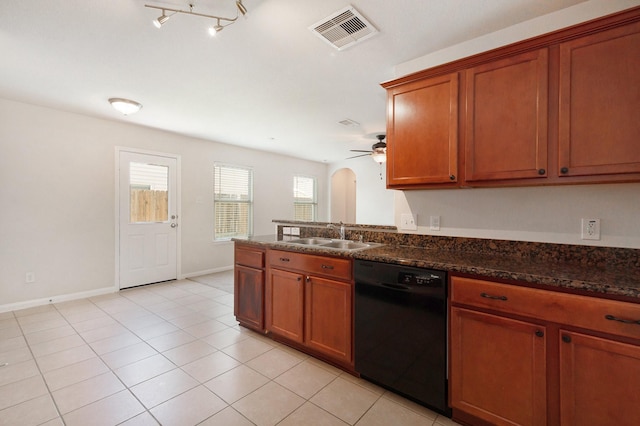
[118,150,178,289]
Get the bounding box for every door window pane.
[129,162,169,223]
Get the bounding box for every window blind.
[293,176,317,221]
[214,164,253,240]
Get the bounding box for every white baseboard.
[180,266,233,279]
[0,286,118,314]
[1,267,234,314]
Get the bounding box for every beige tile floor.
[0,271,462,426]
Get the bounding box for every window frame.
[213,163,253,241]
[293,175,318,222]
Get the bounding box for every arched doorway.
[331,168,356,223]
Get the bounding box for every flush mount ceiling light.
[146,1,248,36]
[109,98,142,115]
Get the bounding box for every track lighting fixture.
[145,1,248,35]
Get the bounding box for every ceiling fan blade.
[345,153,371,159]
[349,150,373,153]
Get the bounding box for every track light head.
[153,12,170,28]
[236,1,248,16]
[208,23,224,36]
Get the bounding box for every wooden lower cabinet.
[234,243,265,332]
[265,268,304,343]
[450,307,547,426]
[559,330,640,426]
[234,265,264,331]
[450,275,640,426]
[305,276,352,364]
[266,249,354,369]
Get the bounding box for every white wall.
[330,168,356,223]
[0,98,327,309]
[328,157,395,226]
[396,0,640,77]
[396,185,640,248]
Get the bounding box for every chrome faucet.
[327,222,346,240]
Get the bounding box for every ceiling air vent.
[309,6,378,51]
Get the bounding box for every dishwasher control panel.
[398,272,442,287]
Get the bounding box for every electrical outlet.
[25,272,35,283]
[581,218,600,240]
[400,213,417,230]
[430,215,440,231]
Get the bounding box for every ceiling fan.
[347,134,387,164]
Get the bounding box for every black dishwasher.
[355,260,450,416]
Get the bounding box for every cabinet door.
[465,49,548,182]
[386,72,458,187]
[305,276,352,364]
[265,268,304,343]
[558,21,640,177]
[450,307,547,426]
[559,330,640,426]
[234,265,264,331]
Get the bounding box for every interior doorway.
[117,149,180,289]
[331,168,356,223]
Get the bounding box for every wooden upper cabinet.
[385,72,459,188]
[558,20,640,177]
[465,49,549,182]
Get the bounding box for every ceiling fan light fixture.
[109,98,142,115]
[371,150,386,164]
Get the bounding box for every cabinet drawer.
[268,250,352,281]
[451,276,640,341]
[235,245,264,269]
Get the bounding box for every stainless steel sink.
[278,237,382,251]
[286,237,332,245]
[321,241,372,250]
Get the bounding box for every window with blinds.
[293,176,317,221]
[214,164,253,240]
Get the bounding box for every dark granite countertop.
[235,235,640,302]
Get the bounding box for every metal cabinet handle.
[279,257,290,262]
[321,264,334,270]
[538,169,546,175]
[562,334,572,343]
[560,167,569,174]
[480,292,508,301]
[535,330,544,338]
[306,276,311,283]
[449,174,456,181]
[605,314,640,325]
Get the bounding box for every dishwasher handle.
[381,282,411,291]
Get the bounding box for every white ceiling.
[0,0,586,163]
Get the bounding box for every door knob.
[170,223,178,228]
